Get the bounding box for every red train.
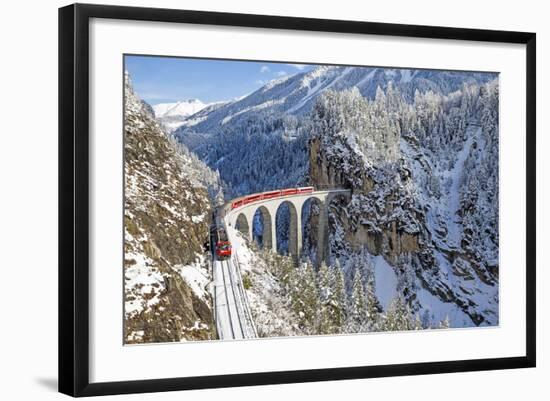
[230,186,314,210]
[212,227,232,260]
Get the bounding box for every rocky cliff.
[308,84,499,327]
[309,88,421,262]
[124,73,216,343]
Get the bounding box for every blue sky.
[125,55,313,104]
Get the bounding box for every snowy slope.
[174,66,496,200]
[227,226,304,338]
[176,66,495,135]
[212,224,257,340]
[163,64,499,332]
[152,99,226,132]
[310,81,499,328]
[153,99,208,118]
[124,73,219,343]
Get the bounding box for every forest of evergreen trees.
[230,77,499,330]
[259,249,450,335]
[171,66,500,329]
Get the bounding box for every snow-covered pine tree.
[291,261,319,333]
[278,253,295,291]
[396,254,417,308]
[317,260,347,334]
[348,267,367,333]
[381,295,414,332]
[317,262,333,334]
[332,262,347,332]
[438,315,451,329]
[413,314,424,330]
[365,270,381,331]
[421,309,432,329]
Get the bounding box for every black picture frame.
[58,3,536,397]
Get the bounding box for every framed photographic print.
[58,3,536,397]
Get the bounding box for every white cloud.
[275,71,288,77]
[260,65,270,73]
[287,63,307,70]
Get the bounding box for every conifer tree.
[303,261,320,332]
[413,314,424,330]
[349,267,367,332]
[280,255,295,291]
[364,273,381,330]
[289,264,304,318]
[421,309,432,329]
[332,263,347,331]
[438,315,451,329]
[317,261,347,334]
[381,295,413,332]
[317,262,333,334]
[291,261,319,333]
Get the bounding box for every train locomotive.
[212,226,232,260]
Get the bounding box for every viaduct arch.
[224,189,350,264]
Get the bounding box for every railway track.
[211,208,257,340]
[214,254,256,340]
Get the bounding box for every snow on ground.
[153,99,209,119]
[179,115,206,128]
[212,259,236,340]
[227,224,252,272]
[191,212,206,224]
[160,120,187,132]
[221,99,285,125]
[371,252,473,327]
[179,321,211,341]
[399,123,497,326]
[173,254,210,301]
[443,127,479,247]
[226,224,302,337]
[354,68,378,88]
[261,75,291,92]
[288,66,353,113]
[372,255,398,310]
[415,286,474,328]
[212,223,255,339]
[124,250,164,318]
[433,249,499,326]
[399,69,415,83]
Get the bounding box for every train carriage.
[230,186,314,210]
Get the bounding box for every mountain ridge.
[175,66,497,136]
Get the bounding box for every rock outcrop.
[308,85,499,327]
[124,73,215,343]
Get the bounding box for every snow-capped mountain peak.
[153,99,208,119]
[151,99,222,132]
[174,65,496,138]
[261,75,292,92]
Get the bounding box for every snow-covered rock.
[153,99,207,118]
[152,99,225,132]
[308,80,499,327]
[124,73,218,343]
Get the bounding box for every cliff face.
[309,135,420,262]
[124,74,215,343]
[308,85,499,327]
